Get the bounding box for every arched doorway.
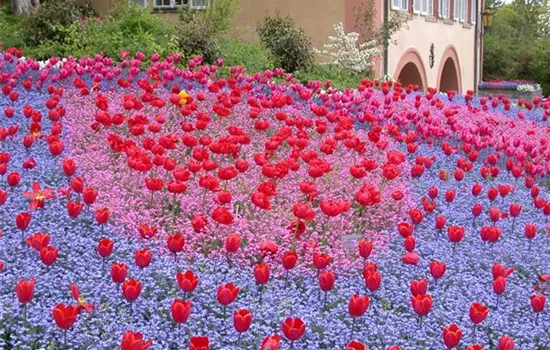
[439,58,459,92]
[397,62,424,90]
[437,46,462,93]
[394,49,428,91]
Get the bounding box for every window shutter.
[190,0,208,9]
[129,0,147,6]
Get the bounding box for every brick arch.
[394,49,428,91]
[437,45,462,93]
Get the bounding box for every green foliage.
[175,0,239,64]
[24,0,83,45]
[257,13,314,73]
[530,37,550,96]
[176,17,220,64]
[293,64,363,90]
[218,38,273,73]
[0,5,27,49]
[483,0,550,83]
[353,0,409,47]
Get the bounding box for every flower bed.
[1,50,550,350]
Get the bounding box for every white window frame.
[392,0,409,11]
[153,0,208,9]
[470,0,476,23]
[438,0,450,18]
[413,0,421,13]
[128,0,147,7]
[454,0,467,22]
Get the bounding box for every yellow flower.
[179,90,190,105]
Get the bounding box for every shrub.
[257,13,313,73]
[530,37,550,96]
[218,38,273,74]
[176,18,220,64]
[293,64,362,89]
[23,0,84,45]
[0,5,27,49]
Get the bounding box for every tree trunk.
[11,0,39,15]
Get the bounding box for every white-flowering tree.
[314,22,381,74]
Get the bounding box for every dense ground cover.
[0,49,550,349]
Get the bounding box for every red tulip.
[409,208,424,225]
[447,226,465,243]
[313,252,331,270]
[16,212,31,231]
[95,208,110,225]
[403,236,416,252]
[122,279,142,302]
[469,302,489,324]
[26,232,50,251]
[254,263,270,285]
[410,278,428,296]
[111,262,128,284]
[83,188,98,205]
[67,201,83,218]
[472,203,483,217]
[444,189,456,203]
[358,240,373,259]
[282,251,298,270]
[135,248,152,269]
[493,276,506,295]
[7,172,21,187]
[120,331,153,350]
[211,206,234,225]
[40,246,58,266]
[530,294,546,313]
[70,177,84,193]
[52,304,79,330]
[497,336,514,350]
[225,233,241,253]
[167,233,185,255]
[233,309,253,333]
[217,283,239,306]
[348,294,370,317]
[171,298,192,324]
[435,215,446,231]
[397,222,413,238]
[411,294,433,317]
[443,324,462,349]
[97,238,114,259]
[524,224,537,241]
[15,278,36,304]
[509,203,522,217]
[318,270,336,293]
[466,345,484,350]
[346,340,367,350]
[261,335,281,350]
[430,260,447,280]
[62,157,76,177]
[492,263,514,280]
[176,270,199,294]
[364,270,381,292]
[281,317,306,342]
[489,207,500,222]
[402,252,420,265]
[138,224,157,239]
[189,336,209,350]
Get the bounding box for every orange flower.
[23,182,55,210]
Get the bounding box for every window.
[454,0,467,21]
[152,0,208,9]
[438,0,450,18]
[470,0,476,23]
[414,0,434,15]
[392,0,408,11]
[129,0,147,6]
[154,0,170,7]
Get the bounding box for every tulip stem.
[183,291,187,301]
[259,285,263,305]
[237,332,242,345]
[472,324,476,342]
[23,303,27,322]
[323,291,327,309]
[64,329,67,350]
[284,270,289,289]
[350,317,356,340]
[223,305,226,319]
